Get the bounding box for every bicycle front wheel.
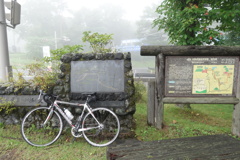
[82,108,120,147]
[21,107,63,147]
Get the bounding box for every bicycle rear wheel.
[21,107,63,147]
[82,108,120,147]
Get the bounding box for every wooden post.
[147,81,155,126]
[155,54,165,129]
[232,60,240,136]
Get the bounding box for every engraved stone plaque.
[71,60,125,93]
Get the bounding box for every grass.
[0,103,234,159]
[9,53,37,67]
[134,103,233,141]
[0,126,106,160]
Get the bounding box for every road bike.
[21,90,120,147]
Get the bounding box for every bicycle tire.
[82,108,120,147]
[21,107,63,147]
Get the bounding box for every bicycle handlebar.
[38,90,96,104]
[86,94,96,103]
[38,90,58,104]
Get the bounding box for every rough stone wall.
[0,52,136,136]
[0,85,40,125]
[55,52,136,134]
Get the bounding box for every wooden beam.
[163,97,239,104]
[141,45,240,56]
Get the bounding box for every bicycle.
[21,90,120,147]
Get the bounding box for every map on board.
[165,56,239,96]
[192,65,234,94]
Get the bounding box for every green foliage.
[0,122,4,128]
[44,45,83,62]
[9,69,28,92]
[134,81,147,103]
[0,98,16,114]
[25,61,58,91]
[154,0,240,45]
[8,61,57,92]
[82,31,114,53]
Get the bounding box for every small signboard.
[165,56,239,97]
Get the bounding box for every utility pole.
[0,0,11,82]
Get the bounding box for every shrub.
[134,81,147,103]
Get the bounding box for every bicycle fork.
[42,106,54,126]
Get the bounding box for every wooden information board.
[141,46,240,135]
[165,56,239,97]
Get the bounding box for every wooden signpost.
[140,45,240,137]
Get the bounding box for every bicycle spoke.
[21,107,63,147]
[82,108,120,147]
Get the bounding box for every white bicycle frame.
[44,98,101,132]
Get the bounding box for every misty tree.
[67,4,136,47]
[223,3,240,46]
[136,4,168,45]
[17,0,69,58]
[16,1,138,58]
[82,31,114,53]
[153,0,240,45]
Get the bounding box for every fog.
[7,0,167,70]
[66,0,159,21]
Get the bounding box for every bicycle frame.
[47,99,101,130]
[22,91,120,147]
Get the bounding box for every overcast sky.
[67,0,162,20]
[16,0,162,21]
